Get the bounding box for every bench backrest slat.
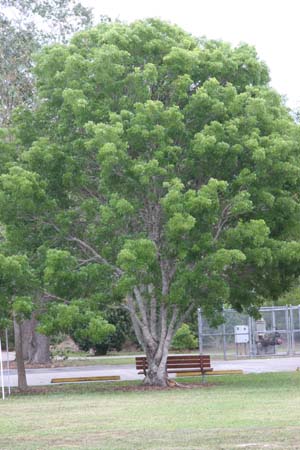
[135,362,211,367]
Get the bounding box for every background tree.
[2,19,300,386]
[0,0,94,126]
[1,0,94,43]
[0,254,35,389]
[0,0,97,366]
[272,280,300,306]
[171,324,198,351]
[70,307,137,355]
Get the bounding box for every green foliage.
[2,19,300,351]
[12,296,34,320]
[0,254,35,323]
[171,323,198,350]
[118,239,157,272]
[74,308,136,355]
[38,301,115,346]
[274,280,300,306]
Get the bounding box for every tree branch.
[174,302,196,333]
[68,236,123,277]
[213,204,231,242]
[160,259,177,296]
[128,289,156,351]
[41,221,122,275]
[77,257,99,267]
[148,284,157,340]
[133,286,150,328]
[154,303,168,362]
[41,220,61,233]
[157,305,179,372]
[42,291,70,304]
[124,296,145,351]
[165,305,179,343]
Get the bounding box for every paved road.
[4,364,145,387]
[3,356,300,387]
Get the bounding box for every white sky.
[82,0,300,110]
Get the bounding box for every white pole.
[5,329,10,395]
[0,338,5,400]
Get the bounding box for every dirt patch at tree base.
[12,381,215,396]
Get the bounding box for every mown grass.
[1,372,300,449]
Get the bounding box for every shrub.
[171,323,198,350]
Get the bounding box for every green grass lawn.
[1,373,300,449]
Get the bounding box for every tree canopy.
[2,19,300,386]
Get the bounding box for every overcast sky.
[82,0,300,110]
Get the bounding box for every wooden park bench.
[136,354,212,381]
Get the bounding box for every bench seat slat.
[168,367,212,372]
[136,355,210,360]
[165,355,210,360]
[138,368,212,375]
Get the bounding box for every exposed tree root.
[166,378,189,388]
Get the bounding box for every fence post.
[285,306,291,356]
[0,338,5,400]
[197,308,203,354]
[5,329,10,395]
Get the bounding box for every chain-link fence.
[198,306,300,359]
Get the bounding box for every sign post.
[0,338,5,400]
[5,329,10,395]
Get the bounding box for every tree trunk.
[143,348,169,387]
[22,317,51,364]
[126,289,180,386]
[126,285,188,387]
[13,317,28,391]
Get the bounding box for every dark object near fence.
[256,332,282,355]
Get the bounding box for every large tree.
[2,19,300,386]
